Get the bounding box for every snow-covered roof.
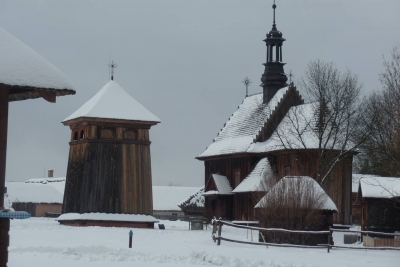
[0,26,74,90]
[178,187,204,210]
[255,176,338,211]
[5,182,63,204]
[248,102,353,153]
[198,87,290,158]
[57,213,159,223]
[63,80,160,123]
[358,176,400,199]
[204,174,233,195]
[248,103,317,152]
[233,158,273,193]
[352,174,377,193]
[152,186,202,211]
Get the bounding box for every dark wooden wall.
[203,151,353,224]
[274,151,353,224]
[204,156,258,190]
[352,192,361,225]
[204,195,233,220]
[234,193,261,221]
[63,122,154,215]
[361,198,400,232]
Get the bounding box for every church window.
[80,130,85,139]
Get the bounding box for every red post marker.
[129,230,133,248]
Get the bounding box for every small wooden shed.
[6,182,63,217]
[357,177,400,233]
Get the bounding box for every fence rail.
[211,218,400,253]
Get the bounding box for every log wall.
[352,192,361,225]
[275,151,352,225]
[204,157,257,191]
[63,123,154,215]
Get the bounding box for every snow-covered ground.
[9,218,399,267]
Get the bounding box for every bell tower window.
[73,131,78,141]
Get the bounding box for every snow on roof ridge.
[253,86,291,142]
[210,174,233,195]
[233,157,272,193]
[359,176,400,199]
[178,187,205,209]
[213,96,250,142]
[63,80,160,123]
[0,26,75,90]
[198,86,291,158]
[255,176,338,211]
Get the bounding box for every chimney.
[48,169,54,178]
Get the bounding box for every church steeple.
[261,1,288,104]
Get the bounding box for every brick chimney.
[48,169,54,178]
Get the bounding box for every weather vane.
[242,77,252,97]
[108,60,117,80]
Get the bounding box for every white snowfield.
[0,26,74,90]
[9,218,399,267]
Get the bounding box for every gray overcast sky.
[1,0,399,186]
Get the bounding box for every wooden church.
[60,70,160,228]
[197,4,353,225]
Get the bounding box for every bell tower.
[61,76,160,219]
[261,1,288,104]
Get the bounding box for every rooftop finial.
[242,77,252,97]
[272,0,277,27]
[108,60,117,81]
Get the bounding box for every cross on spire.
[273,0,276,27]
[289,70,294,84]
[242,77,252,97]
[108,60,117,81]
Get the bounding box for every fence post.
[327,227,332,253]
[129,230,133,248]
[217,219,222,246]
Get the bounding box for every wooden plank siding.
[63,123,154,216]
[352,192,362,225]
[203,151,353,224]
[274,151,352,224]
[361,198,400,233]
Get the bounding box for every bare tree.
[358,45,400,177]
[255,177,329,245]
[273,60,374,185]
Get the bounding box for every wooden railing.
[211,218,400,252]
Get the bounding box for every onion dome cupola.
[261,1,288,104]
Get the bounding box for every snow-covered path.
[8,218,399,267]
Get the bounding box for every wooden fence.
[211,218,400,252]
[363,235,400,247]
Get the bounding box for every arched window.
[73,131,78,141]
[80,130,84,140]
